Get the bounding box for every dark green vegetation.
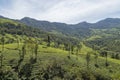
[0,15,120,79]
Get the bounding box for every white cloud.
[0,0,120,24]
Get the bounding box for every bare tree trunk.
[1,36,4,51]
[0,54,3,69]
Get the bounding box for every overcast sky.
[0,0,120,24]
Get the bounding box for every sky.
[0,0,120,24]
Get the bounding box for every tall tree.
[1,36,5,51]
[86,52,91,69]
[94,53,99,67]
[0,53,3,69]
[104,51,109,67]
[47,35,50,47]
[76,44,82,59]
[34,41,38,61]
[1,27,5,51]
[21,44,26,60]
[0,25,4,69]
[71,45,74,54]
[67,43,71,59]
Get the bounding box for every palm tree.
[0,25,5,69]
[1,27,5,51]
[0,53,3,69]
[1,36,5,51]
[47,35,50,47]
[34,42,38,61]
[94,53,99,67]
[86,52,91,69]
[104,51,109,67]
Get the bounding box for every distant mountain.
[20,17,93,38]
[93,18,120,29]
[0,17,79,45]
[19,16,120,53]
[0,15,9,19]
[19,17,120,38]
[20,17,70,31]
[0,15,4,18]
[1,15,120,39]
[20,17,76,37]
[1,15,120,57]
[21,17,120,29]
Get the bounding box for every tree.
[19,63,33,79]
[1,27,5,51]
[15,44,26,72]
[25,38,38,62]
[26,38,35,58]
[111,52,115,59]
[86,52,91,69]
[47,35,50,47]
[21,44,26,60]
[94,53,99,67]
[104,51,109,67]
[0,53,3,69]
[115,53,120,59]
[34,42,38,61]
[1,36,5,51]
[71,45,74,54]
[0,27,5,69]
[67,43,71,59]
[76,47,79,60]
[76,44,81,60]
[15,26,20,49]
[100,51,109,67]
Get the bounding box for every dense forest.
[0,16,120,79]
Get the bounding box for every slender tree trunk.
[0,54,3,69]
[1,36,5,51]
[86,53,90,69]
[17,38,19,49]
[35,43,38,60]
[76,49,79,60]
[106,54,108,66]
[69,44,71,57]
[2,42,4,51]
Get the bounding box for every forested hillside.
[0,16,120,79]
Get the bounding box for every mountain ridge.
[1,15,120,39]
[1,15,120,29]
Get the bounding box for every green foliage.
[86,52,91,69]
[1,17,120,79]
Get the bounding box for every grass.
[80,42,97,54]
[86,35,102,41]
[1,41,120,65]
[39,45,68,54]
[1,42,120,79]
[0,18,25,26]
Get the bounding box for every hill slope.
[1,15,120,79]
[20,17,120,38]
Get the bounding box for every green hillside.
[1,41,120,79]
[0,17,120,79]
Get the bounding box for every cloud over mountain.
[0,0,120,23]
